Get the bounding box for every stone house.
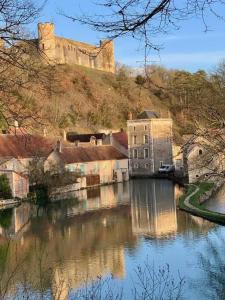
[127,111,173,176]
[44,144,129,185]
[0,134,63,175]
[183,134,225,183]
[0,170,29,199]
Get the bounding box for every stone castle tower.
[37,22,115,73]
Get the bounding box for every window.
[199,149,203,155]
[134,126,136,131]
[133,135,137,144]
[145,163,149,169]
[144,135,148,144]
[160,161,163,167]
[42,43,45,50]
[134,163,139,168]
[133,149,138,158]
[144,125,147,130]
[144,148,149,158]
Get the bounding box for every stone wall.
[37,22,115,73]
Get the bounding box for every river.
[0,179,224,299]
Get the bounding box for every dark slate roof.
[58,145,127,164]
[138,111,160,119]
[67,133,106,143]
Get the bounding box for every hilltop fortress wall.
[37,23,115,73]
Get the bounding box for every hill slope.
[12,63,192,144]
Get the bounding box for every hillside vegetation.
[37,64,169,135]
[5,61,225,145]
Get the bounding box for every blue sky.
[32,0,225,72]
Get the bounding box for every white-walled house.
[0,170,29,199]
[44,145,129,185]
[0,134,57,175]
[183,134,225,183]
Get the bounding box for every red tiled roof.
[112,132,128,149]
[59,145,127,164]
[7,127,28,135]
[0,134,56,158]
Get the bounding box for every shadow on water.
[0,179,220,299]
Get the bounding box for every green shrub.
[0,175,12,199]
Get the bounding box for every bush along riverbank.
[178,181,225,225]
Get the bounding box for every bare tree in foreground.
[0,0,56,130]
[0,240,185,300]
[64,0,225,57]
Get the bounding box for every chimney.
[128,112,133,120]
[97,139,102,146]
[56,140,62,153]
[14,120,19,129]
[43,128,47,137]
[63,130,67,141]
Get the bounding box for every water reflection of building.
[131,179,177,238]
[5,206,134,300]
[66,182,130,218]
[53,246,125,299]
[0,183,135,299]
[0,203,31,239]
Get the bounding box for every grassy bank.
[179,182,225,225]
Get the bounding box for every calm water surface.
[205,182,225,213]
[0,179,225,299]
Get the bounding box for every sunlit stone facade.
[127,113,173,176]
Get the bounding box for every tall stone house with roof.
[127,111,173,176]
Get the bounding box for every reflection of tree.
[197,233,225,299]
[0,209,13,229]
[176,210,215,237]
[0,242,185,300]
[133,261,184,300]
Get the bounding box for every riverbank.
[179,182,225,225]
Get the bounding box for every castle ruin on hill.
[36,23,115,73]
